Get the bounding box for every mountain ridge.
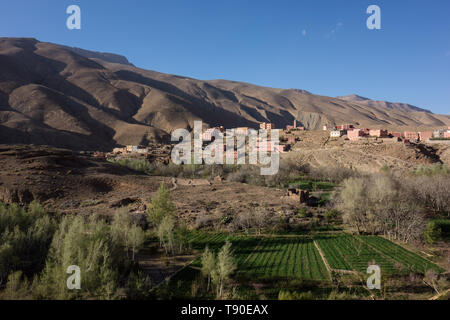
[0,37,449,150]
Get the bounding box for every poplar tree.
[201,246,215,292]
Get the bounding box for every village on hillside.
[95,121,450,163]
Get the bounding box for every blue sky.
[1,0,449,114]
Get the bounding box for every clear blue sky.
[1,0,449,114]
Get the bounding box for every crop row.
[239,238,329,281]
[316,235,443,275]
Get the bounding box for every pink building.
[404,131,419,141]
[343,124,354,130]
[369,129,388,137]
[260,123,275,130]
[444,131,450,138]
[418,131,433,141]
[347,129,363,141]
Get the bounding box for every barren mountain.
[337,94,433,114]
[1,37,449,151]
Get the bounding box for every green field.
[186,233,328,280]
[155,233,445,299]
[315,235,444,275]
[239,238,329,280]
[186,233,443,279]
[288,179,336,191]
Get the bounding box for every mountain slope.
[337,94,433,113]
[0,38,449,150]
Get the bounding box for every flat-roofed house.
[418,131,433,142]
[260,122,275,130]
[404,132,419,141]
[126,145,138,153]
[390,132,402,138]
[330,130,344,138]
[347,129,362,141]
[369,129,389,137]
[342,124,354,130]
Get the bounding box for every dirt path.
[313,240,333,281]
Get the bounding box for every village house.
[286,120,305,131]
[111,145,150,154]
[330,130,345,138]
[260,122,275,130]
[390,132,403,138]
[443,127,450,138]
[126,145,138,153]
[336,124,354,130]
[432,128,450,139]
[418,131,433,142]
[347,128,363,141]
[404,131,419,141]
[369,129,389,137]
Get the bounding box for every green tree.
[39,216,121,299]
[147,183,176,226]
[213,241,236,298]
[201,246,215,292]
[424,221,442,244]
[157,215,175,255]
[128,224,145,261]
[111,209,145,261]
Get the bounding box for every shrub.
[423,221,442,244]
[325,209,340,221]
[297,207,312,218]
[108,158,150,173]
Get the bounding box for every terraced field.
[316,235,444,275]
[239,238,329,281]
[186,233,443,282]
[187,233,330,281]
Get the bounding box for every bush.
[423,221,442,244]
[0,201,56,283]
[325,209,340,221]
[297,208,312,218]
[108,158,150,173]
